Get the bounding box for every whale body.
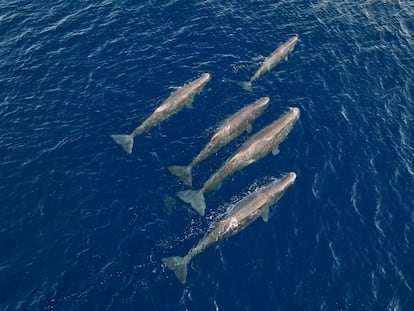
[163,172,297,284]
[111,73,211,154]
[239,35,298,91]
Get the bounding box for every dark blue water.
[1,0,413,310]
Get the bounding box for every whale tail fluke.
[238,81,253,92]
[111,134,134,154]
[176,189,206,216]
[168,165,192,187]
[162,256,189,284]
[162,256,188,284]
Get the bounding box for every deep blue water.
[1,0,414,310]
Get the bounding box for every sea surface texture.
[1,0,413,310]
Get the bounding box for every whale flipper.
[261,206,270,222]
[162,256,189,284]
[111,134,134,154]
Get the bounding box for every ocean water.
[1,0,413,310]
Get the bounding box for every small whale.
[162,172,297,284]
[239,35,298,91]
[176,107,300,216]
[168,97,270,187]
[111,73,211,154]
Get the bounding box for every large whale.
[177,107,300,216]
[239,35,298,91]
[111,73,211,154]
[163,172,297,284]
[168,97,270,187]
